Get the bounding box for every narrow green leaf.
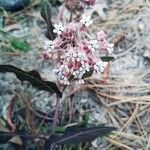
[10,38,32,52]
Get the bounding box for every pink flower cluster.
[43,19,114,85]
[84,0,96,6]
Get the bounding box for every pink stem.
[52,96,60,133]
[52,47,62,133]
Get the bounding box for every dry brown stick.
[135,115,147,137]
[97,92,150,103]
[0,52,21,56]
[20,94,36,135]
[82,83,149,88]
[113,32,125,46]
[105,137,134,150]
[107,109,122,127]
[107,96,150,107]
[6,95,17,132]
[120,104,139,131]
[112,131,147,142]
[15,92,54,122]
[35,113,49,134]
[98,93,122,101]
[96,92,108,106]
[101,62,111,84]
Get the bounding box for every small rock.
[144,49,150,59]
[80,98,88,103]
[91,139,98,148]
[0,0,29,11]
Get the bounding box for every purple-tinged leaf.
[82,69,93,79]
[0,65,62,98]
[41,0,56,40]
[100,56,114,62]
[44,126,117,150]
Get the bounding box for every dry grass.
[66,68,150,149]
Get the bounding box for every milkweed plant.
[42,16,114,85]
[41,0,114,131]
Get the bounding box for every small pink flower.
[42,20,114,85]
[76,51,87,64]
[43,40,54,55]
[99,40,114,54]
[93,60,108,74]
[42,50,52,60]
[97,31,107,41]
[66,23,78,33]
[79,39,90,53]
[88,40,99,53]
[100,40,109,50]
[80,15,93,27]
[84,0,96,6]
[53,37,62,49]
[75,79,85,84]
[53,23,64,35]
[64,47,77,62]
[60,31,72,40]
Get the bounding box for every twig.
[7,95,17,132]
[112,131,147,142]
[120,104,139,131]
[106,96,150,107]
[105,137,134,150]
[146,135,150,150]
[35,112,49,134]
[113,32,125,46]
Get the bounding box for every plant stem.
[69,11,73,22]
[52,48,61,133]
[52,43,63,133]
[52,96,60,133]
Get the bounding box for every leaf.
[100,56,115,62]
[41,0,56,40]
[9,136,23,146]
[82,69,93,79]
[10,38,32,52]
[0,65,62,98]
[44,126,117,150]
